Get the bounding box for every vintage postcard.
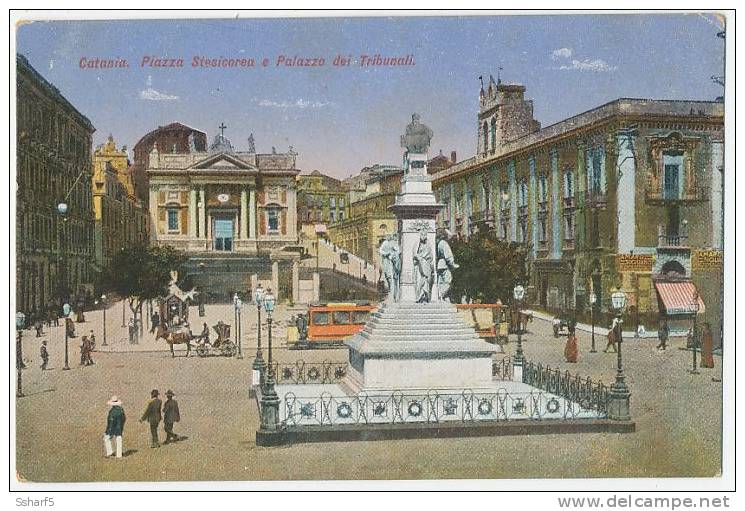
[9,9,735,498]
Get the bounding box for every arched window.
[661,260,686,277]
[482,121,488,154]
[490,118,497,151]
[266,204,280,232]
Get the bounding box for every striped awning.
[655,281,705,315]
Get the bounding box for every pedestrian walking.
[89,330,96,351]
[34,318,44,338]
[128,317,137,345]
[139,389,162,448]
[80,336,89,366]
[199,322,210,344]
[150,311,160,334]
[604,317,620,353]
[50,308,59,327]
[66,316,76,338]
[656,318,669,351]
[40,341,49,370]
[700,322,715,368]
[564,325,578,363]
[104,396,126,459]
[163,390,181,444]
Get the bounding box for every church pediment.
[190,153,256,172]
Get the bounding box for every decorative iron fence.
[492,356,512,381]
[521,361,609,416]
[281,388,605,427]
[271,360,348,385]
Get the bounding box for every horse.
[155,322,194,358]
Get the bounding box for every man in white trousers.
[104,396,126,458]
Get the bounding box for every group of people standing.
[103,389,182,458]
[560,316,716,369]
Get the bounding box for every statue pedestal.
[344,302,498,393]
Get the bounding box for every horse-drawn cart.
[195,321,236,358]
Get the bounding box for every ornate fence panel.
[492,356,512,380]
[281,387,605,427]
[521,361,609,417]
[272,360,348,385]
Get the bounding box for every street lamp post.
[512,284,525,382]
[62,302,71,370]
[690,291,701,375]
[589,292,597,353]
[101,294,108,346]
[608,288,631,421]
[16,312,26,398]
[252,284,266,392]
[235,295,243,359]
[259,289,280,432]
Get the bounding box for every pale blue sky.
[17,14,725,179]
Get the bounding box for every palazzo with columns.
[432,78,724,343]
[147,130,298,254]
[146,128,301,302]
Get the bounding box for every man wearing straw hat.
[104,396,126,458]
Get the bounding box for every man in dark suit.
[139,389,162,448]
[163,390,181,444]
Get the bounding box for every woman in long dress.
[412,228,434,303]
[564,325,578,363]
[700,322,715,368]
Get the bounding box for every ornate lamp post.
[235,295,243,359]
[62,302,71,370]
[100,294,108,347]
[259,289,280,432]
[512,284,525,381]
[689,291,701,375]
[252,284,266,391]
[16,312,26,398]
[198,263,206,317]
[56,202,68,303]
[589,292,597,353]
[608,287,631,421]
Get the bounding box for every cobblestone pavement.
[15,302,723,482]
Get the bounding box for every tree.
[99,243,187,338]
[448,230,529,304]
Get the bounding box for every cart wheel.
[196,344,209,358]
[221,340,236,357]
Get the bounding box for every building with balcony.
[16,54,96,314]
[432,76,724,341]
[297,170,347,239]
[92,135,149,271]
[328,166,403,266]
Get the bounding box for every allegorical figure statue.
[412,227,435,303]
[400,113,434,155]
[379,234,401,302]
[436,229,459,302]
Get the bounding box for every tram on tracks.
[289,301,503,349]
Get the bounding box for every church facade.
[146,128,301,301]
[147,130,299,254]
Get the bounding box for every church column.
[189,187,197,238]
[240,187,249,239]
[199,186,206,239]
[249,188,257,239]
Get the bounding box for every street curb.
[255,419,636,446]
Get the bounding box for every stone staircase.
[347,301,492,355]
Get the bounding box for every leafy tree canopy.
[99,243,187,312]
[448,230,528,304]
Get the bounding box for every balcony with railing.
[586,189,607,209]
[657,223,689,249]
